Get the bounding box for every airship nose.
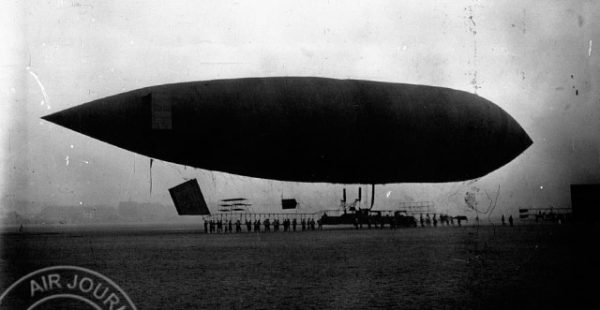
[41,92,150,151]
[42,110,72,131]
[41,101,102,138]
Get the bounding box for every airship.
[42,77,532,184]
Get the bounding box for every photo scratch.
[26,66,50,108]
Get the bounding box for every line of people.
[419,213,466,227]
[351,215,412,230]
[203,218,321,233]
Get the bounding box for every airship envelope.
[43,77,532,184]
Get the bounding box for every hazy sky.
[1,0,599,218]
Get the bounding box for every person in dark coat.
[254,220,261,232]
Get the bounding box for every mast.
[370,184,375,210]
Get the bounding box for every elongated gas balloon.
[43,77,532,184]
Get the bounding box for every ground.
[1,224,598,309]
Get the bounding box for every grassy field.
[1,224,598,309]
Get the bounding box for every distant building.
[571,184,600,223]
